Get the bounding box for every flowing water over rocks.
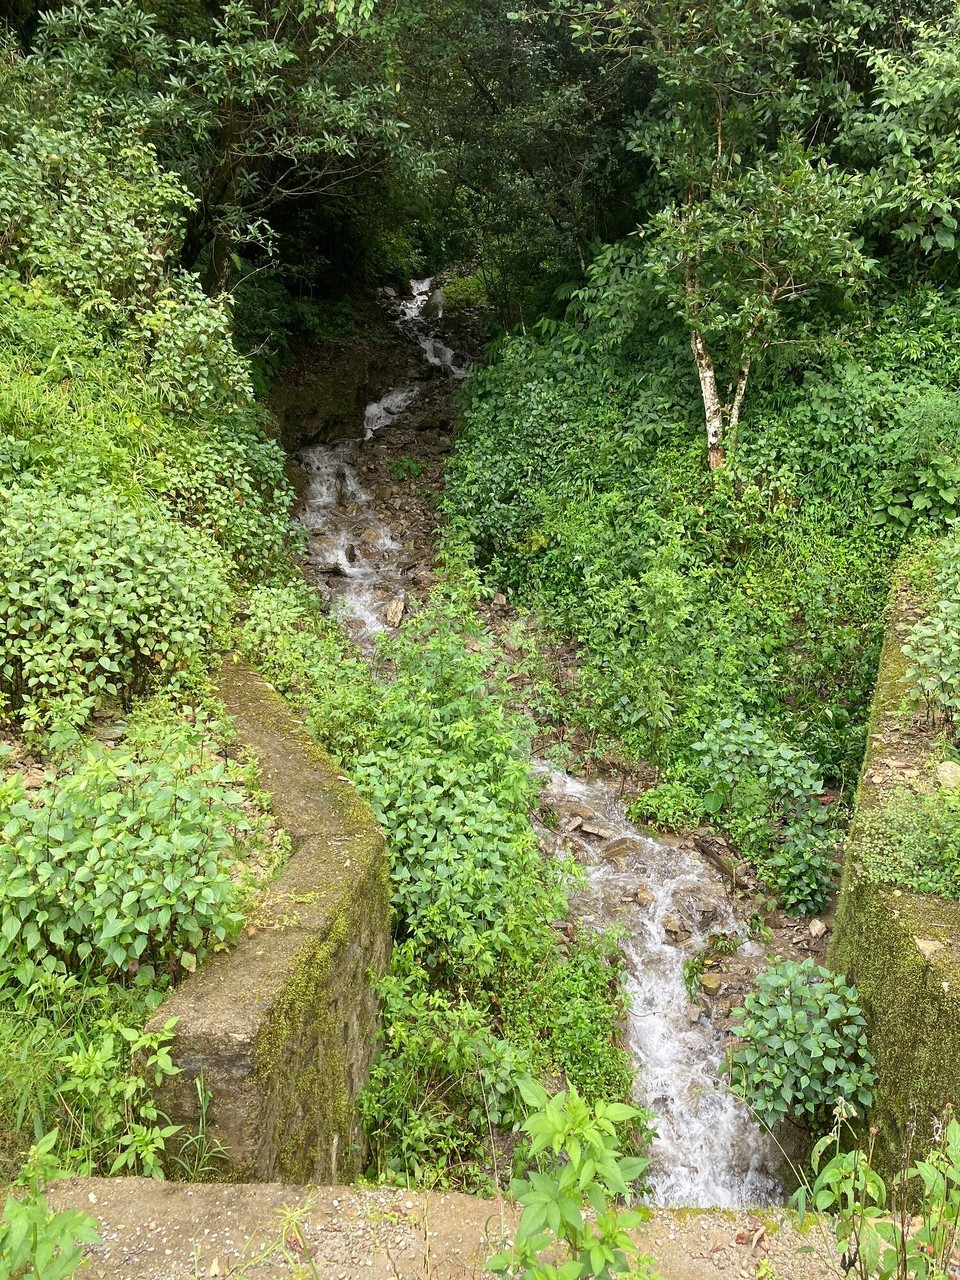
[536,768,782,1207]
[297,280,786,1208]
[299,278,460,642]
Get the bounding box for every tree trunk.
[690,328,725,470]
[201,229,234,296]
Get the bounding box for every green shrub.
[856,785,960,898]
[497,933,634,1105]
[0,487,229,731]
[725,957,876,1131]
[486,1079,658,1280]
[359,947,532,1188]
[0,1131,100,1280]
[0,740,247,979]
[797,1110,960,1280]
[693,717,837,916]
[904,531,960,720]
[443,273,488,311]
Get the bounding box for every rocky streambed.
[285,280,830,1207]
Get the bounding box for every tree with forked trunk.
[646,143,869,470]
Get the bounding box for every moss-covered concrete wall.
[829,597,960,1171]
[146,660,390,1183]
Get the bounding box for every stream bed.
[297,280,783,1208]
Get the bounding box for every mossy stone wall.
[829,602,960,1171]
[147,660,390,1183]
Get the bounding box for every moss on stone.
[148,660,390,1184]
[830,592,960,1173]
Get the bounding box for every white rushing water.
[299,279,781,1208]
[536,767,782,1207]
[300,277,465,641]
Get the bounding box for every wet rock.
[600,836,648,861]
[384,597,406,628]
[581,820,619,840]
[686,1005,702,1025]
[700,972,724,993]
[633,886,655,906]
[554,800,598,821]
[662,915,684,936]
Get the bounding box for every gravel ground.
[47,1179,842,1280]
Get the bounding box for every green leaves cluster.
[691,718,837,916]
[904,531,960,720]
[0,487,229,733]
[797,1111,960,1280]
[487,1078,658,1280]
[0,1131,99,1280]
[0,739,247,980]
[725,958,876,1132]
[358,946,533,1187]
[446,315,920,914]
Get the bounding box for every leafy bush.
[0,964,184,1178]
[693,717,837,916]
[0,740,247,979]
[856,786,960,898]
[487,1079,658,1280]
[496,933,634,1105]
[904,530,960,720]
[797,1109,960,1280]
[0,487,229,731]
[725,958,876,1131]
[360,947,533,1188]
[0,1131,100,1280]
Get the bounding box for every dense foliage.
[238,582,635,1187]
[8,0,960,1252]
[904,531,960,719]
[0,491,228,733]
[0,741,247,981]
[0,17,297,1187]
[725,958,876,1132]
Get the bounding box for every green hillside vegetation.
[6,0,960,1273]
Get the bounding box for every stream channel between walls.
[296,280,788,1208]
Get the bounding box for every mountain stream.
[297,281,782,1207]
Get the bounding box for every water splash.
[536,767,782,1208]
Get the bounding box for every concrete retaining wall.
[829,593,960,1171]
[147,660,390,1183]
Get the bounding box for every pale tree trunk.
[690,328,725,470]
[689,330,754,472]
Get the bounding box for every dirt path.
[49,1179,840,1280]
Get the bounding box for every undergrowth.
[443,294,960,915]
[237,579,638,1190]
